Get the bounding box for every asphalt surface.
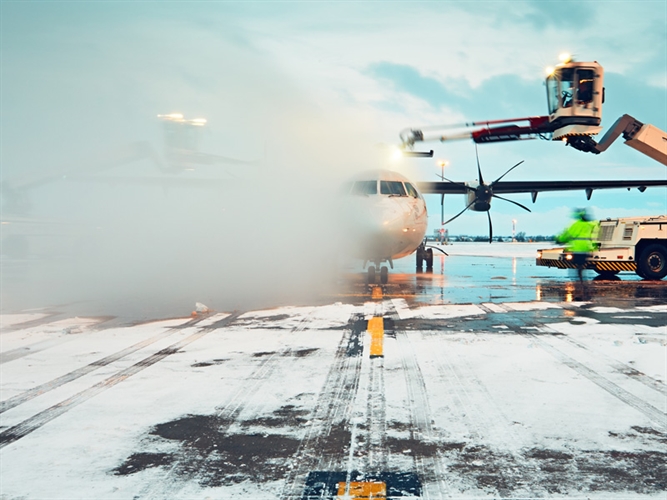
[1,248,666,499]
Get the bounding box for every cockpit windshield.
[404,182,419,198]
[380,181,407,196]
[350,180,378,195]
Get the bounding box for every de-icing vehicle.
[536,215,667,280]
[400,55,667,166]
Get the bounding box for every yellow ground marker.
[367,316,384,358]
[337,481,387,499]
[371,286,383,300]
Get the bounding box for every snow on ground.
[1,294,665,499]
[0,313,50,328]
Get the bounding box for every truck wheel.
[637,244,667,280]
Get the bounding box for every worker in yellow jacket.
[556,208,600,281]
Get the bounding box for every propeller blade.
[492,194,532,212]
[491,160,524,186]
[443,199,476,225]
[475,143,484,185]
[487,211,493,243]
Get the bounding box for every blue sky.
[2,0,666,236]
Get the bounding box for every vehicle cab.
[545,58,604,139]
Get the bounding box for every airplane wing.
[417,179,667,200]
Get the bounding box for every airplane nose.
[362,204,404,235]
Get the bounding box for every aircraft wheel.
[637,244,667,280]
[380,266,388,284]
[416,248,424,270]
[426,248,434,270]
[367,265,376,284]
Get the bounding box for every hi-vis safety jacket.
[556,220,600,253]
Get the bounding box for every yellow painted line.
[371,286,383,300]
[337,481,387,498]
[368,316,384,358]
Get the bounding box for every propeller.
[442,145,531,243]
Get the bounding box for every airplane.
[341,164,667,285]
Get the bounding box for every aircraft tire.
[367,265,376,284]
[637,244,667,280]
[380,266,388,284]
[426,248,434,270]
[416,249,424,269]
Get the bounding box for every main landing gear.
[367,264,390,285]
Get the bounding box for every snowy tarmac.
[1,243,666,499]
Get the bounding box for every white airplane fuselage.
[341,170,428,266]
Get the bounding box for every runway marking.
[367,317,384,358]
[371,286,383,300]
[0,312,243,449]
[337,480,386,498]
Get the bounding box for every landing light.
[545,66,555,77]
[391,148,403,161]
[565,254,573,260]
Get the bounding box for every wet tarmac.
[1,246,666,498]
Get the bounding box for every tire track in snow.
[0,313,63,334]
[280,313,365,500]
[496,304,667,431]
[394,328,451,498]
[496,303,666,397]
[0,312,243,449]
[143,349,294,498]
[365,356,387,473]
[559,331,666,397]
[0,315,216,414]
[528,333,667,431]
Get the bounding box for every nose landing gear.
[367,264,390,284]
[367,265,376,285]
[416,242,434,271]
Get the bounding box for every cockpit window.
[380,181,407,196]
[351,180,377,195]
[404,182,419,198]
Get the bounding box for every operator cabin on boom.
[400,55,667,166]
